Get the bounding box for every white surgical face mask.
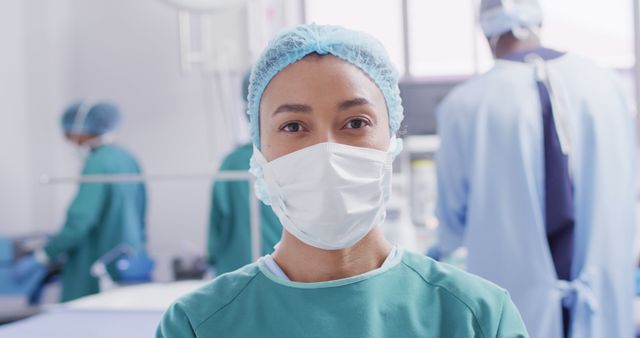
[252,138,399,250]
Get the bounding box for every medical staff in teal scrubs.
[208,72,282,275]
[14,101,147,302]
[157,24,529,337]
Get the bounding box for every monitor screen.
[398,78,465,135]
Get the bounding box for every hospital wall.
[0,0,34,233]
[0,0,252,280]
[1,0,78,237]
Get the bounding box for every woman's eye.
[282,122,303,132]
[345,118,369,129]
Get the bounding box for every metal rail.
[40,170,262,262]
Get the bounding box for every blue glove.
[426,246,443,262]
[13,254,45,282]
[116,253,155,283]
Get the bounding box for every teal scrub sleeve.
[207,157,235,267]
[156,302,197,338]
[208,182,232,267]
[496,292,529,338]
[44,159,107,259]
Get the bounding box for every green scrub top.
[208,143,282,275]
[44,144,147,302]
[156,250,529,337]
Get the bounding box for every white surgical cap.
[479,0,543,39]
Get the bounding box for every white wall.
[24,0,76,238]
[0,1,32,234]
[0,0,73,235]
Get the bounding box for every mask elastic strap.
[389,136,404,159]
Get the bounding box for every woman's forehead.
[277,54,371,84]
[260,54,386,112]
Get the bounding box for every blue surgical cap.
[61,101,122,135]
[246,23,403,148]
[241,70,251,103]
[480,0,543,39]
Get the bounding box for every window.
[407,0,492,76]
[304,0,405,72]
[304,0,635,77]
[539,0,634,69]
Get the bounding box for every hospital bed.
[0,280,207,338]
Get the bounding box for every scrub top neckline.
[257,248,405,289]
[263,246,398,281]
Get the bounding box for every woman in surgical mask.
[156,24,529,338]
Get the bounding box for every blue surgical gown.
[435,53,636,338]
[44,144,147,302]
[208,143,282,275]
[156,250,528,337]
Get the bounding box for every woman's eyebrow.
[272,103,312,116]
[337,97,372,111]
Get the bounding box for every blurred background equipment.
[0,234,60,324]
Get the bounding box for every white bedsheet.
[65,280,207,311]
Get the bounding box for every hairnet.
[241,70,251,103]
[246,23,403,149]
[479,0,543,39]
[61,101,122,135]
